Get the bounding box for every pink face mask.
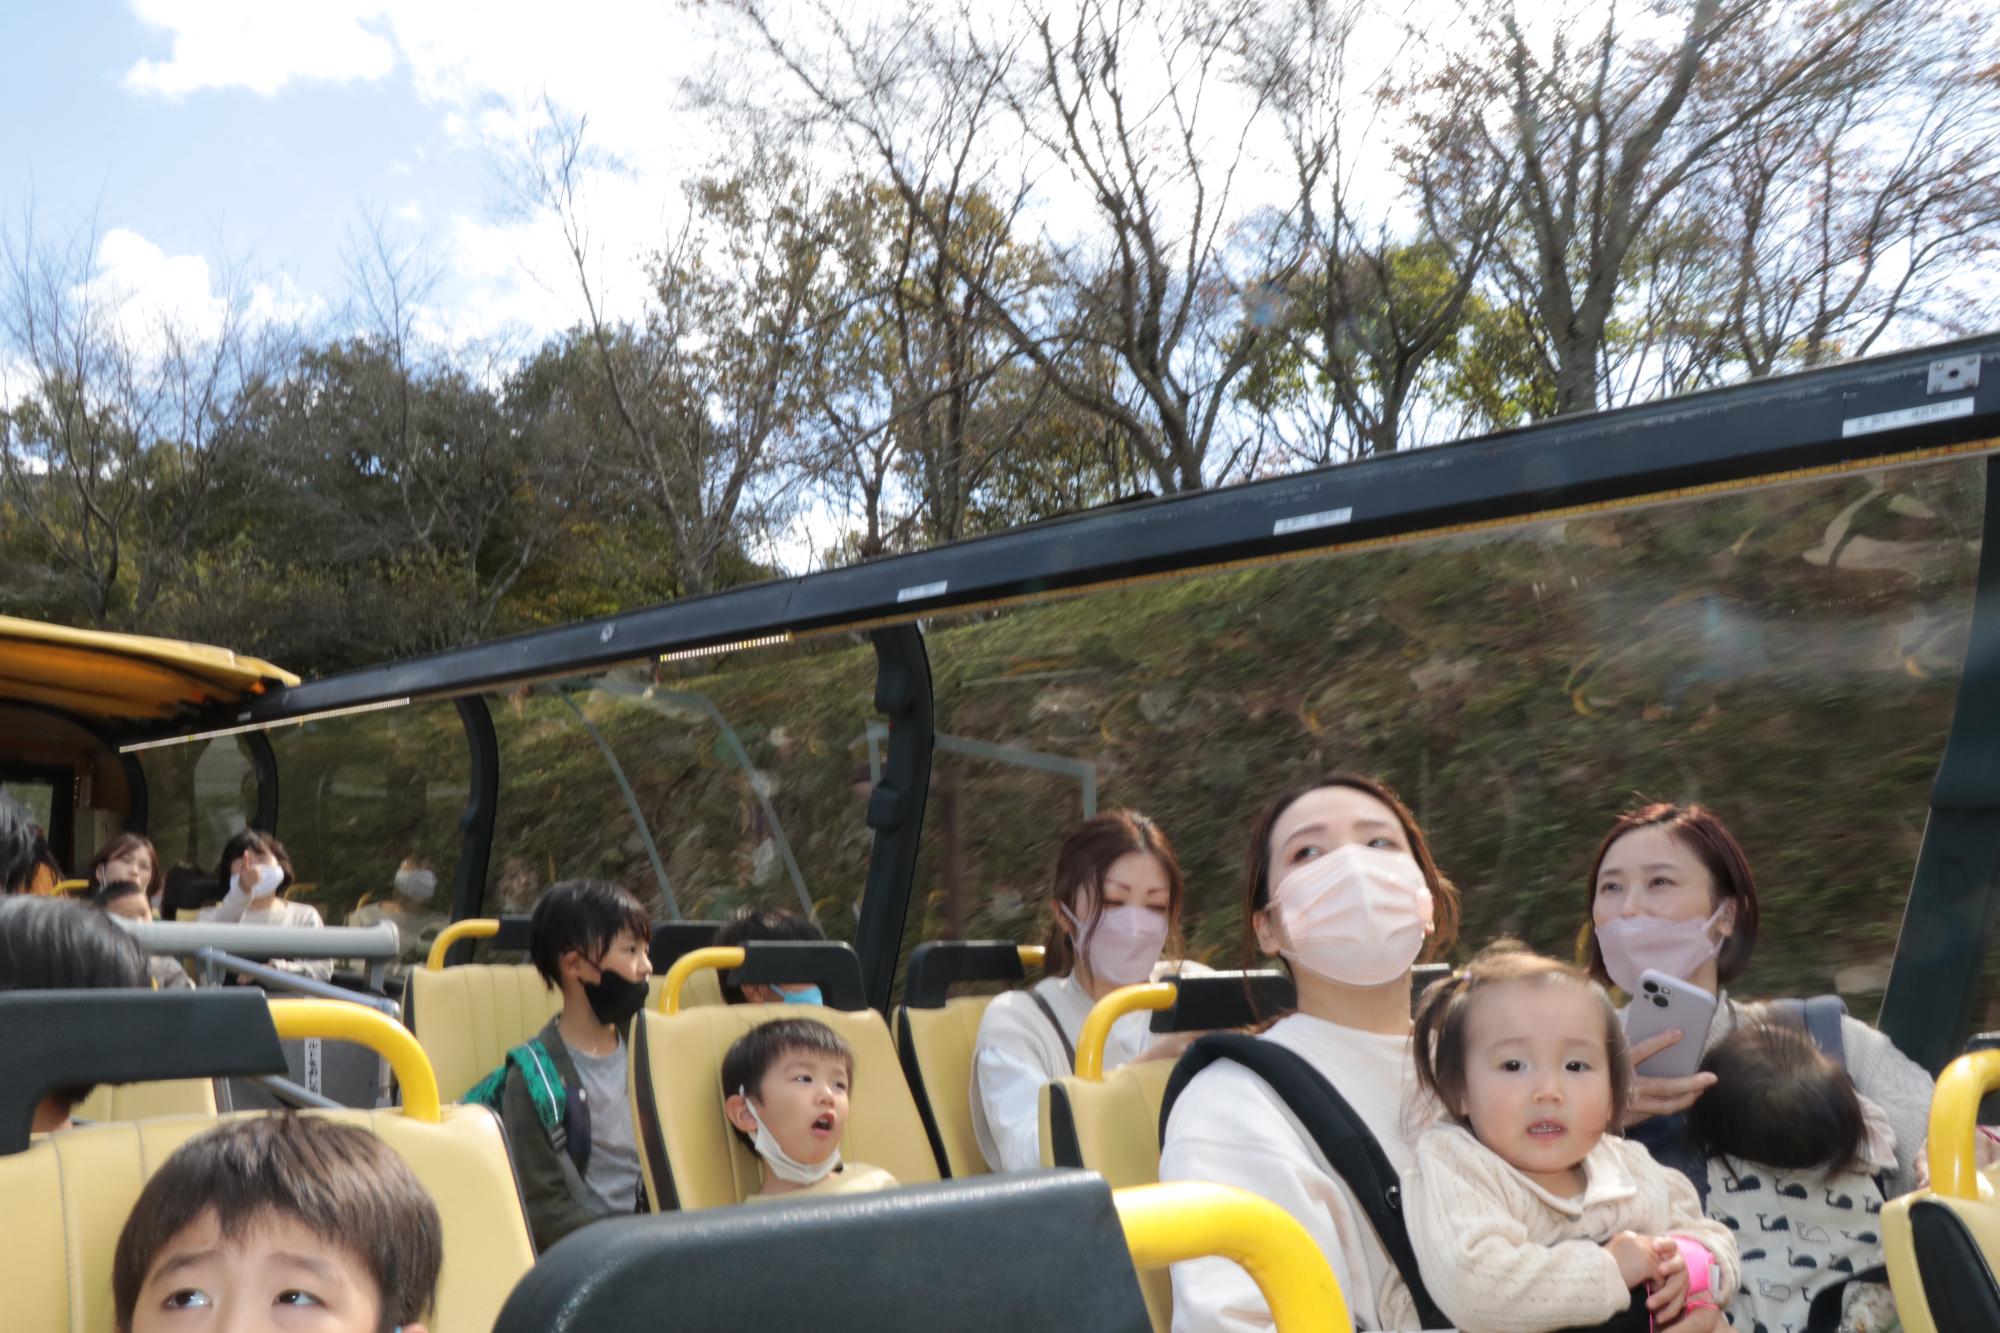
[1594,904,1729,995]
[1271,844,1434,987]
[1062,902,1169,987]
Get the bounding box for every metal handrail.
[189,948,400,1018]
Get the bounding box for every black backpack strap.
[1804,1263,1888,1332]
[1026,989,1076,1070]
[1161,1033,1450,1331]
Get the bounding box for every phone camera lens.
[1652,994,1669,1008]
[1642,980,1658,992]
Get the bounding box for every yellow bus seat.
[1884,1047,2000,1332]
[631,941,939,1209]
[408,916,721,1102]
[0,992,534,1333]
[894,940,1044,1178]
[493,1174,1349,1333]
[73,1077,217,1122]
[1040,972,1296,1332]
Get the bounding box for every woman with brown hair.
[90,833,163,915]
[1582,801,1935,1196]
[969,809,1203,1173]
[1158,774,1460,1332]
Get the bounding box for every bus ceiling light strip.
[659,631,793,664]
[118,697,413,753]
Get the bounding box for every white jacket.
[970,972,1162,1172]
[1158,1013,1431,1332]
[201,886,333,982]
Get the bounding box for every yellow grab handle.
[1017,945,1046,970]
[1928,1047,2000,1200]
[1117,1181,1350,1332]
[426,918,499,971]
[268,999,441,1123]
[1075,981,1177,1080]
[661,946,746,1015]
[56,879,93,897]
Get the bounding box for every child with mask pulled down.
[970,810,1205,1173]
[473,879,654,1251]
[723,1017,898,1201]
[1403,943,1737,1333]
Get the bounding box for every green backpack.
[465,1038,570,1155]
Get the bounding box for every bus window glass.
[909,455,1985,1028]
[141,737,258,882]
[264,701,471,937]
[486,640,877,939]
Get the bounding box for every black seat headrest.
[494,1170,1152,1333]
[650,921,721,971]
[0,990,285,1153]
[904,941,1031,1009]
[727,941,868,1011]
[1149,971,1296,1033]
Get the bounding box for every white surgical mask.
[739,1086,841,1186]
[1271,843,1434,987]
[1595,904,1729,996]
[233,863,285,899]
[1060,902,1169,987]
[394,868,438,903]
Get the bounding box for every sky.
[0,0,753,353]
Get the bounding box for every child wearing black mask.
[478,878,654,1250]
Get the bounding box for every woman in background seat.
[970,809,1202,1173]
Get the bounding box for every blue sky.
[0,1,725,348]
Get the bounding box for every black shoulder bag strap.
[1026,988,1076,1070]
[1161,1032,1451,1331]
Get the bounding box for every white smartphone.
[1623,970,1719,1080]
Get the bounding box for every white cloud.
[124,0,398,98]
[91,228,325,351]
[393,200,424,223]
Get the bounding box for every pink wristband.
[1670,1235,1716,1304]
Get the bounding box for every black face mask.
[581,966,650,1027]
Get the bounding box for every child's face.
[1459,980,1615,1188]
[569,926,653,987]
[746,1048,851,1166]
[129,1208,417,1333]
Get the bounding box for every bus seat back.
[72,1077,217,1122]
[629,1002,940,1211]
[1884,1171,2000,1333]
[0,1104,533,1333]
[896,996,997,1179]
[1040,1063,1177,1331]
[495,1170,1153,1333]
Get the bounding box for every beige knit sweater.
[1404,1124,1739,1333]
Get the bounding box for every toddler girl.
[1403,942,1738,1333]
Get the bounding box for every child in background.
[712,907,828,1004]
[92,880,196,990]
[1403,942,1737,1333]
[722,1017,898,1202]
[471,879,653,1250]
[112,1114,441,1333]
[1687,1021,1898,1333]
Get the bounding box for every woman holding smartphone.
[1582,801,1934,1196]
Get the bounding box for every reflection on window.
[487,642,878,938]
[142,738,257,879]
[909,457,1984,1028]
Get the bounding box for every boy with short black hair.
[0,893,150,1132]
[711,907,827,1004]
[721,1017,898,1201]
[470,879,653,1250]
[112,1113,441,1333]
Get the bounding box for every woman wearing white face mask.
[348,855,450,973]
[1583,802,1936,1197]
[202,830,332,981]
[1159,775,1460,1333]
[969,809,1202,1173]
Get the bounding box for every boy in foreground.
[113,1114,441,1333]
[722,1017,898,1201]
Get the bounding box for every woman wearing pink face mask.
[969,809,1201,1173]
[1584,802,1934,1197]
[1160,774,1461,1333]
